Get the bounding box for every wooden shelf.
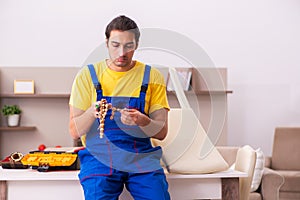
[167,90,233,95]
[0,94,70,98]
[194,90,233,95]
[0,126,36,131]
[1,91,232,98]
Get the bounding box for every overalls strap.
[87,64,101,91]
[140,65,151,94]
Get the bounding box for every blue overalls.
[78,64,170,200]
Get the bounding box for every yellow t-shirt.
[69,60,169,142]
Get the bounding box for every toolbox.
[21,150,81,172]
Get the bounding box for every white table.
[0,167,83,200]
[166,170,247,200]
[0,167,246,200]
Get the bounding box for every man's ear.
[135,42,139,50]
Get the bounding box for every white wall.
[1,0,300,156]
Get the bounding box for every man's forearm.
[140,118,168,140]
[69,107,95,139]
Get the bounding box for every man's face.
[107,30,137,68]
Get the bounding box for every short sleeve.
[148,68,170,114]
[69,66,93,111]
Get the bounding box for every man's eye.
[112,44,119,48]
[125,45,134,49]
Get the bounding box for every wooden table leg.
[221,178,239,200]
[0,181,7,200]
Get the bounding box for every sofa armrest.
[261,167,284,200]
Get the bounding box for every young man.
[69,15,170,200]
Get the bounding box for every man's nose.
[118,47,127,57]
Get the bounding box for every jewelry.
[95,99,109,138]
[10,152,24,162]
[95,99,123,139]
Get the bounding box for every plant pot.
[7,114,21,127]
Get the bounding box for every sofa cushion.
[277,170,300,192]
[250,148,264,192]
[272,127,300,170]
[279,191,300,200]
[227,147,265,193]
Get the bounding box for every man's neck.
[106,60,136,72]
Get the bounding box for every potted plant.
[1,105,22,127]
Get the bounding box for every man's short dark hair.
[105,15,140,43]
